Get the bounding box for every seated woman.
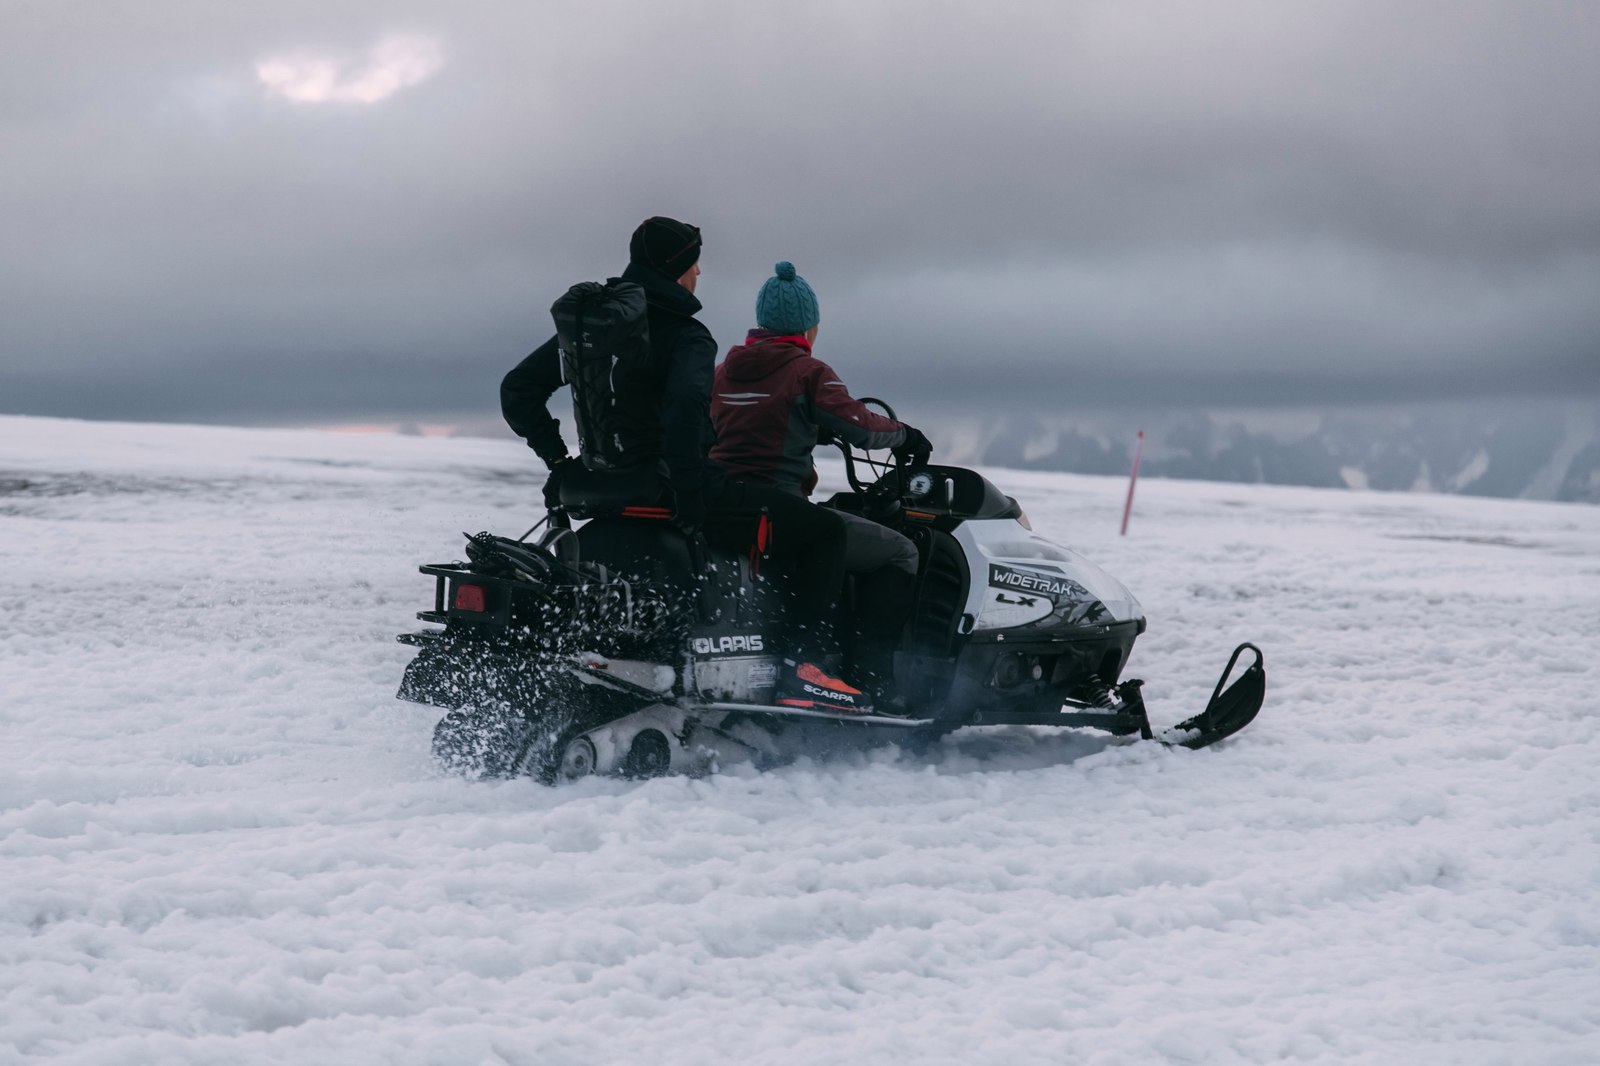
[710,261,932,709]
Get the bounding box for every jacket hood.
[618,261,702,317]
[720,336,811,383]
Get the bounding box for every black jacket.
[501,262,723,495]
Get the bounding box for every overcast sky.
[2,0,1597,427]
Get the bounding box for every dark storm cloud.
[2,0,1597,423]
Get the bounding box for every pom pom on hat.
[755,261,819,333]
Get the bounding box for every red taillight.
[454,584,487,612]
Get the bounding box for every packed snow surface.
[3,415,1598,1065]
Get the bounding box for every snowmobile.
[396,403,1265,782]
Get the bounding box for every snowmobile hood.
[954,520,1144,633]
[720,337,811,383]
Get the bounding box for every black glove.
[893,426,933,466]
[671,487,706,535]
[542,457,574,510]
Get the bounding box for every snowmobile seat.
[576,515,697,592]
[559,463,671,519]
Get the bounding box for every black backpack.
[550,280,651,472]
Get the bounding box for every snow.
[3,414,1598,1065]
[1451,447,1491,491]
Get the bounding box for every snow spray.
[1120,430,1144,535]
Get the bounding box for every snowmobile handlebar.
[822,396,930,501]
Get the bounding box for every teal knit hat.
[754,261,819,333]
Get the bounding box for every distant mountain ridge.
[928,402,1600,504]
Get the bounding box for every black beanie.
[629,216,702,279]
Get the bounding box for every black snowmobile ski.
[1113,643,1266,750]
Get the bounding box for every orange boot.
[774,659,873,714]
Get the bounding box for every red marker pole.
[1120,430,1144,536]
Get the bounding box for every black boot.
[845,644,908,716]
[847,567,916,715]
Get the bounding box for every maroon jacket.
[711,331,907,495]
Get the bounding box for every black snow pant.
[706,480,848,660]
[835,509,920,693]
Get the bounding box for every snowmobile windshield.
[905,465,1023,521]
